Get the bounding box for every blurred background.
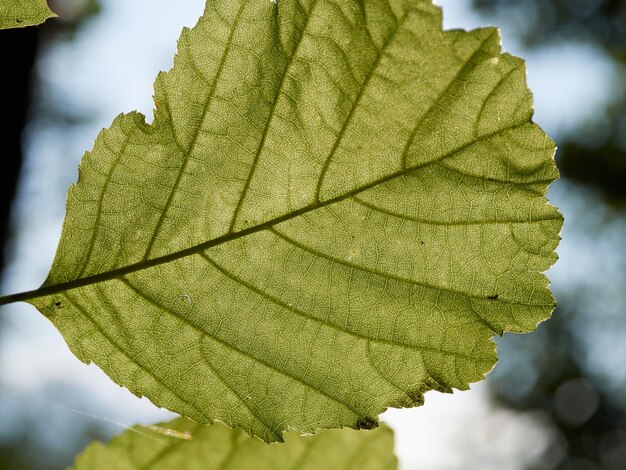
[1,0,625,468]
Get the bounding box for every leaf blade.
[22,0,562,441]
[0,0,55,29]
[72,418,397,470]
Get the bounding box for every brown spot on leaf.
[355,417,377,430]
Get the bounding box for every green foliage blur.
[474,1,626,468]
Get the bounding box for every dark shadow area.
[0,27,38,272]
[0,1,108,468]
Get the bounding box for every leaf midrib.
[143,2,246,260]
[229,0,319,232]
[0,120,535,306]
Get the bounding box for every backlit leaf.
[72,418,396,470]
[0,0,55,29]
[1,0,562,441]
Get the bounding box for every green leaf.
[0,0,55,29]
[72,418,397,470]
[1,0,562,441]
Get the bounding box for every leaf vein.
[315,10,409,201]
[269,227,551,307]
[198,337,282,441]
[77,133,132,277]
[62,292,213,424]
[229,0,320,232]
[119,275,368,423]
[351,195,562,226]
[200,252,479,360]
[143,3,247,259]
[400,29,498,169]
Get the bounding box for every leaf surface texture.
[0,0,55,29]
[73,418,396,470]
[28,0,562,441]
